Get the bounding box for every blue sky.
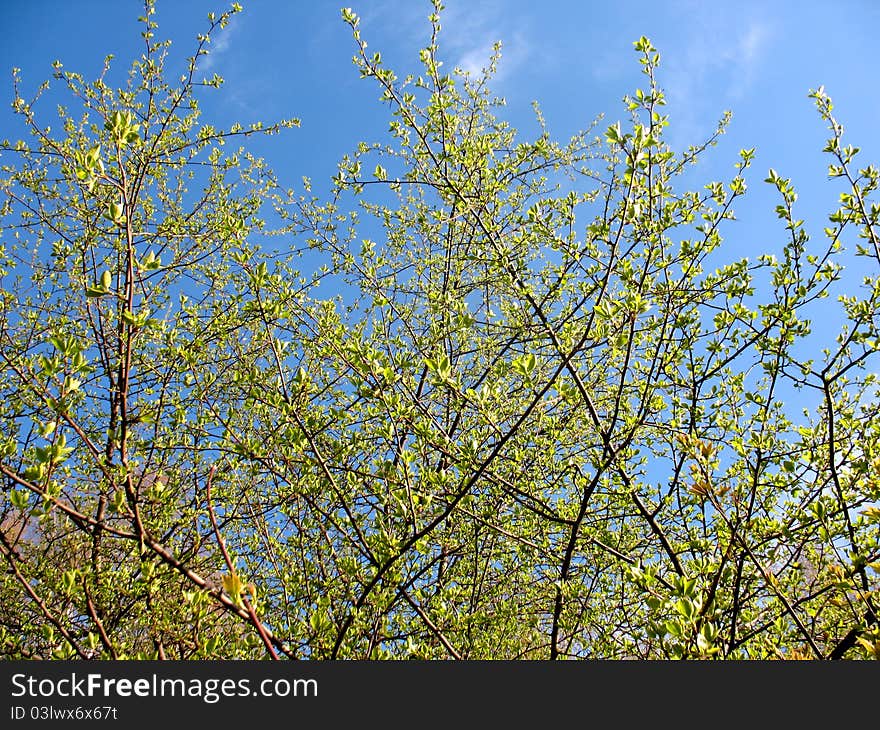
[1,0,878,300]
[2,1,878,186]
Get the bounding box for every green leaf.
[10,489,30,511]
[223,572,244,606]
[105,201,126,225]
[38,420,56,437]
[111,489,127,513]
[511,353,536,377]
[204,636,221,654]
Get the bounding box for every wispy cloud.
[661,3,773,149]
[452,30,529,81]
[430,0,532,83]
[329,1,533,85]
[726,21,770,98]
[201,15,240,71]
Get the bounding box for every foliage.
[0,1,878,659]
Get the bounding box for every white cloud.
[661,6,773,150]
[434,0,532,82]
[328,1,533,85]
[453,31,529,81]
[201,15,240,71]
[729,22,770,96]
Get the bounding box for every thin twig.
[206,464,279,660]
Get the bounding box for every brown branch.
[398,589,462,660]
[205,464,279,660]
[83,578,118,659]
[0,541,90,660]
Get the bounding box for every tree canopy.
[0,1,878,660]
